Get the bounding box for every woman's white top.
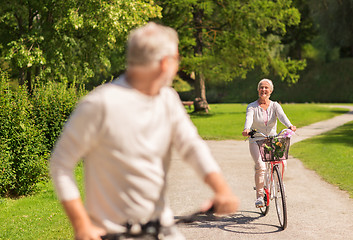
[244,100,292,142]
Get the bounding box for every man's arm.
[204,172,239,214]
[50,93,106,239]
[168,90,239,215]
[62,198,106,240]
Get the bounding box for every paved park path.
[167,105,353,240]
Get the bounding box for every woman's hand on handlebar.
[289,125,296,132]
[242,129,250,137]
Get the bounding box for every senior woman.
[242,79,296,208]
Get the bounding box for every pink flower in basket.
[283,129,294,138]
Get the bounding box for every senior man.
[50,22,238,240]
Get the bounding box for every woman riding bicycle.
[242,79,296,208]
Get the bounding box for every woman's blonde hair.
[127,22,179,67]
[257,78,274,91]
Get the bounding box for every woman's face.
[258,81,272,99]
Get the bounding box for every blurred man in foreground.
[50,22,238,240]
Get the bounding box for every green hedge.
[0,70,48,196]
[0,70,86,197]
[31,81,87,151]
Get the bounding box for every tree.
[309,0,353,58]
[281,0,317,60]
[0,0,161,92]
[156,0,306,111]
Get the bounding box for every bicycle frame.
[260,159,287,230]
[264,160,285,206]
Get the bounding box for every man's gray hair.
[257,78,274,91]
[127,22,179,67]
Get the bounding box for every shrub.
[0,70,49,197]
[30,81,87,151]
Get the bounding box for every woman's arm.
[242,104,254,136]
[274,102,293,128]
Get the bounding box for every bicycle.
[101,206,215,240]
[248,128,293,230]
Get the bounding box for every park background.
[0,0,353,239]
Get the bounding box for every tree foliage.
[156,0,306,110]
[0,0,161,91]
[309,0,353,58]
[281,0,317,59]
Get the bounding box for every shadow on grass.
[324,109,351,114]
[307,121,353,147]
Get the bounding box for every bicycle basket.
[256,137,290,162]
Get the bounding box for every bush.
[0,70,49,197]
[30,81,87,151]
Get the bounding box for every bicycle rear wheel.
[273,165,287,230]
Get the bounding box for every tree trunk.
[26,67,32,94]
[193,72,208,113]
[19,68,26,86]
[192,7,209,113]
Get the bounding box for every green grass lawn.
[0,103,351,239]
[290,120,353,198]
[0,163,84,240]
[188,103,349,140]
[0,182,73,239]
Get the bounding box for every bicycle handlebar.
[248,128,292,139]
[101,205,215,239]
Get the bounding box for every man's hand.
[212,192,239,215]
[62,198,106,240]
[204,172,239,215]
[75,224,106,240]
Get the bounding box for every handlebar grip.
[248,129,257,138]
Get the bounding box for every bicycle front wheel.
[273,165,287,230]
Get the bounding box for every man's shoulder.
[89,77,132,96]
[78,83,126,111]
[159,86,183,105]
[84,83,115,97]
[160,86,178,96]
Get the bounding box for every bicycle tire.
[273,165,287,230]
